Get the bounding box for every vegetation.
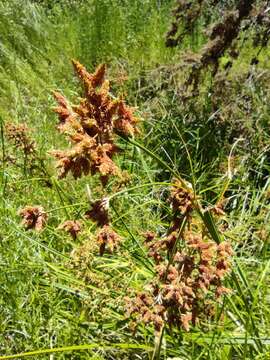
[1,0,270,359]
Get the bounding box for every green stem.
[0,343,152,359]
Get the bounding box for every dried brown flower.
[166,0,270,101]
[166,0,205,48]
[19,206,47,231]
[126,293,165,331]
[143,231,164,264]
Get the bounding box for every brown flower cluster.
[58,220,82,240]
[51,60,139,184]
[19,206,47,231]
[85,197,121,256]
[169,179,194,215]
[144,180,194,262]
[85,198,110,226]
[96,225,121,256]
[5,122,36,157]
[128,231,232,332]
[126,181,232,332]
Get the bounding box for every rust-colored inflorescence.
[84,197,120,255]
[51,60,139,184]
[96,225,121,256]
[5,122,36,157]
[58,220,82,240]
[169,179,194,215]
[126,181,232,332]
[85,198,110,227]
[19,206,47,231]
[84,197,121,255]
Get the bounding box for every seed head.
[19,206,47,231]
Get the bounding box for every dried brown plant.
[184,0,255,95]
[166,0,205,47]
[166,0,270,99]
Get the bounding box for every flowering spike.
[115,101,139,136]
[72,59,93,87]
[72,60,106,89]
[91,63,106,88]
[51,61,138,182]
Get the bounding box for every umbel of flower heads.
[126,179,233,333]
[51,60,139,185]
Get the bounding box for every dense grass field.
[1,1,270,359]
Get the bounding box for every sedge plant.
[14,61,236,360]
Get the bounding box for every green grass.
[1,0,270,359]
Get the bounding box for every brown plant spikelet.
[5,122,36,156]
[169,179,194,215]
[96,225,121,256]
[19,206,47,231]
[85,198,110,227]
[58,220,82,240]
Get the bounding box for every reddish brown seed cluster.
[58,220,82,240]
[18,206,47,231]
[126,181,232,332]
[85,198,110,227]
[169,179,194,215]
[5,122,36,157]
[96,225,121,256]
[85,197,121,256]
[128,232,232,332]
[51,60,139,184]
[126,292,165,332]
